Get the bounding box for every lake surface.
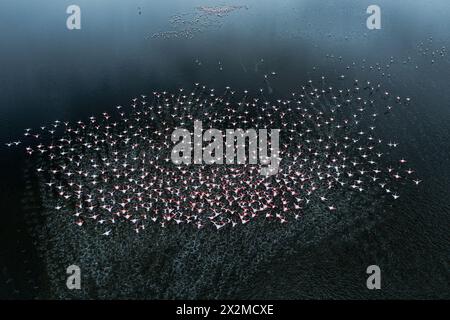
[0,0,449,299]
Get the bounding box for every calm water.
[0,0,449,298]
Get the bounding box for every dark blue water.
[0,0,449,298]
